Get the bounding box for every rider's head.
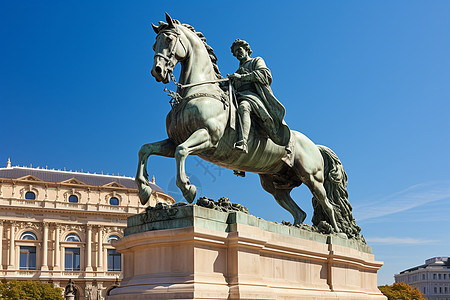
[231,39,252,57]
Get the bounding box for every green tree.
[379,282,426,300]
[0,280,63,300]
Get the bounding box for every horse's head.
[151,13,188,84]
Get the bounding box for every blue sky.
[1,1,449,285]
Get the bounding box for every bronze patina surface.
[136,13,362,240]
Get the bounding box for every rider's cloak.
[233,57,291,146]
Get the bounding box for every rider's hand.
[227,73,242,80]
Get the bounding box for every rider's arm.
[239,57,272,86]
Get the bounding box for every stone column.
[54,225,60,270]
[103,246,108,273]
[41,222,49,271]
[0,221,3,269]
[85,225,93,272]
[97,226,103,271]
[8,222,15,270]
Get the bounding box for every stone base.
[108,205,386,299]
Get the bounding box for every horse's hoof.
[293,213,307,225]
[138,184,152,205]
[183,185,197,204]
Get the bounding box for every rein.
[166,71,230,109]
[165,72,241,132]
[169,72,229,90]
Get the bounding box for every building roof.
[0,166,164,193]
[399,257,450,274]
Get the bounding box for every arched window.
[68,195,78,203]
[19,231,37,270]
[65,233,81,242]
[109,197,119,206]
[20,231,37,240]
[25,191,36,200]
[107,235,120,243]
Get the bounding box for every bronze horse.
[136,14,361,237]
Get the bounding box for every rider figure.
[228,39,291,154]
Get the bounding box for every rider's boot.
[234,140,248,153]
[234,102,251,153]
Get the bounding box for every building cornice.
[0,177,138,193]
[0,201,139,218]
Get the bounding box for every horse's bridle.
[154,29,186,71]
[154,27,230,110]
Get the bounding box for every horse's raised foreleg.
[175,128,213,203]
[136,139,176,205]
[259,174,306,225]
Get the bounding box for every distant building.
[395,257,450,300]
[0,159,174,299]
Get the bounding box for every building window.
[445,287,448,293]
[25,191,36,200]
[19,246,36,270]
[107,235,119,243]
[444,274,447,280]
[20,231,37,240]
[65,233,81,242]
[435,274,437,280]
[423,287,426,294]
[68,195,78,203]
[423,274,426,280]
[65,248,80,271]
[109,197,119,205]
[440,274,442,280]
[435,287,438,293]
[107,249,121,271]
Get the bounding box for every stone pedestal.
[108,205,386,299]
[65,293,75,300]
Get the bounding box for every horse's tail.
[314,145,362,240]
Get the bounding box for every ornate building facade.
[0,160,174,299]
[395,257,450,300]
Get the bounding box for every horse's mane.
[182,23,221,79]
[155,20,222,79]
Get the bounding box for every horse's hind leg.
[175,128,214,203]
[303,172,339,232]
[136,139,176,205]
[259,174,306,225]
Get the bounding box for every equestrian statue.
[136,13,362,239]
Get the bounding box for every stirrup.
[234,140,248,153]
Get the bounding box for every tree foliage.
[379,282,426,300]
[0,280,63,300]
